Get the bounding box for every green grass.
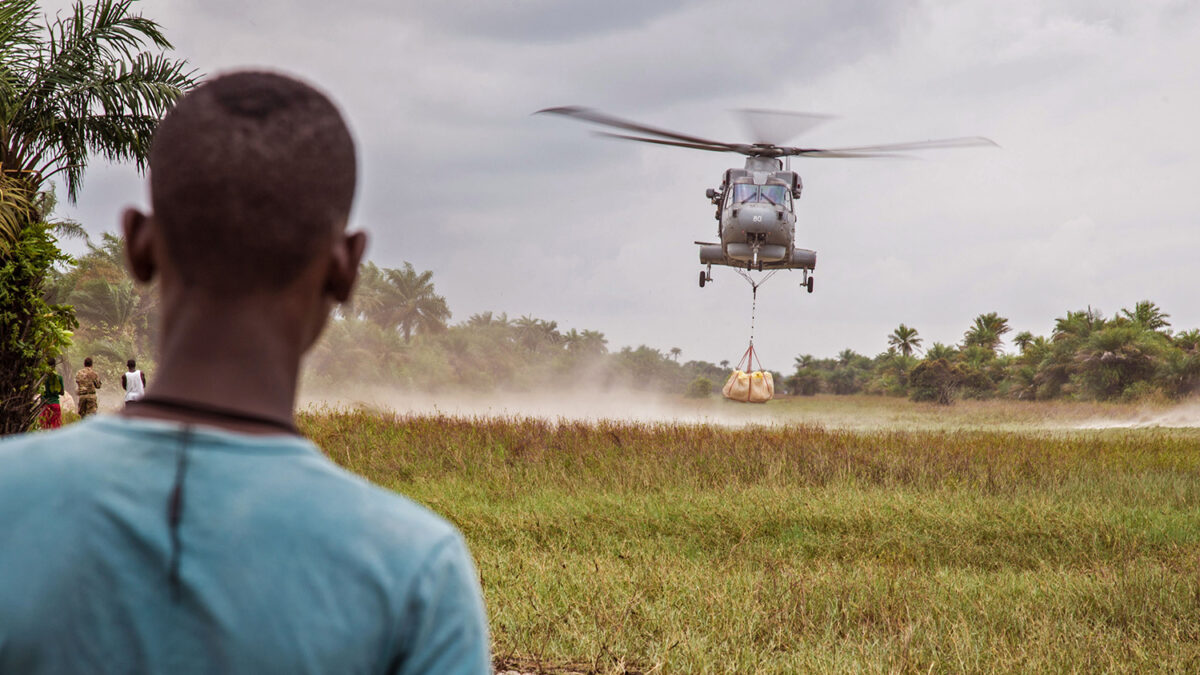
[299,403,1200,673]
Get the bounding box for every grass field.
[299,395,1200,674]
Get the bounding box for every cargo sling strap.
[733,269,778,367]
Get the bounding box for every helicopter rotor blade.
[785,150,915,159]
[537,106,738,151]
[787,136,998,157]
[735,108,835,146]
[593,131,739,154]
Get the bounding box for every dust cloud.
[1073,402,1200,430]
[298,385,1200,431]
[297,385,780,427]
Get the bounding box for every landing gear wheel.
[699,270,706,288]
[806,276,814,294]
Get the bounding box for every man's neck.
[123,296,308,435]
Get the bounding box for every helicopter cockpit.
[730,183,790,207]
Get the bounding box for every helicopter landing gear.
[699,265,713,288]
[699,270,706,288]
[807,276,814,293]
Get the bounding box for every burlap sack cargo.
[722,369,774,403]
[723,370,749,400]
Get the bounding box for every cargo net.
[722,271,777,403]
[723,344,775,403]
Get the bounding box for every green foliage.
[962,311,1011,354]
[924,342,957,361]
[788,370,821,396]
[684,376,713,399]
[352,261,452,342]
[1073,325,1168,400]
[795,302,1200,404]
[46,231,156,393]
[909,358,964,404]
[887,323,922,357]
[0,0,197,204]
[0,222,76,433]
[1121,300,1171,333]
[0,0,193,426]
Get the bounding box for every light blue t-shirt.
[0,416,489,674]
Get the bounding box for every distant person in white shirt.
[122,359,146,402]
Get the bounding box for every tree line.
[44,237,727,400]
[49,232,1200,406]
[790,304,1200,404]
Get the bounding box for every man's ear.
[122,208,157,283]
[326,230,368,303]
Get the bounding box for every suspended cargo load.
[722,343,774,403]
[722,369,774,403]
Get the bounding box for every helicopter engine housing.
[791,248,816,269]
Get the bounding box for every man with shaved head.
[0,71,489,674]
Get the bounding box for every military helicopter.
[538,106,995,292]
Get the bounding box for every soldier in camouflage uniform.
[75,357,102,417]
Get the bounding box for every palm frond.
[0,171,33,253]
[5,0,197,199]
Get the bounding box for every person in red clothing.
[38,358,64,429]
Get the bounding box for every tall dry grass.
[299,407,1200,674]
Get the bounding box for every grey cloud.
[39,0,1200,367]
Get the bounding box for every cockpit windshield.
[732,183,789,206]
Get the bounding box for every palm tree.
[1053,307,1104,342]
[1012,330,1034,354]
[359,263,450,342]
[0,0,194,434]
[69,278,138,329]
[669,347,682,361]
[465,311,509,329]
[1174,329,1200,353]
[924,342,957,361]
[0,0,196,241]
[1120,300,1171,334]
[563,328,607,356]
[344,262,388,320]
[388,263,451,342]
[887,324,923,357]
[963,312,1011,354]
[578,329,607,355]
[514,315,562,352]
[1074,325,1165,399]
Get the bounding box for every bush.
[789,371,821,396]
[909,358,965,405]
[0,222,77,435]
[685,376,714,398]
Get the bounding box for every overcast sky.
[40,0,1200,370]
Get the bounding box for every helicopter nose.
[736,204,776,231]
